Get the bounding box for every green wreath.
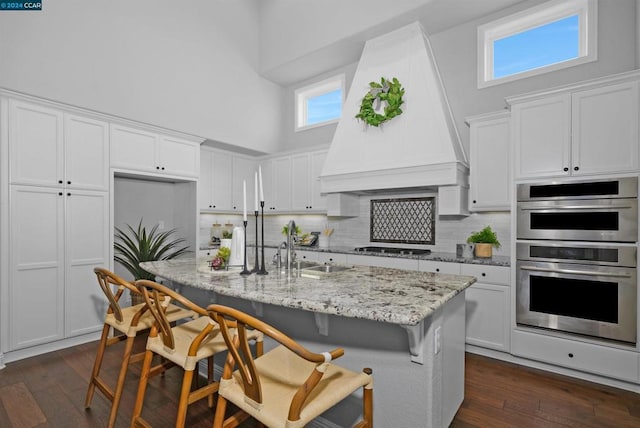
[355,77,405,127]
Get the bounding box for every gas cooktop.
[354,246,431,256]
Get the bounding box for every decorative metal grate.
[370,197,435,244]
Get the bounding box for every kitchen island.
[141,258,476,428]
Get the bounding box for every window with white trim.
[295,74,344,131]
[478,0,597,88]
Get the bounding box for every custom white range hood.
[320,22,468,212]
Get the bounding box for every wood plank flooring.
[1,336,639,427]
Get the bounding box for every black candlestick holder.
[257,201,268,275]
[240,220,251,275]
[251,210,259,273]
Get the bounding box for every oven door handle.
[519,265,632,278]
[519,204,635,210]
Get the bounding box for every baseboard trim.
[2,332,101,365]
[465,344,640,393]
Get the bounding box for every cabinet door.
[572,81,639,176]
[110,124,157,173]
[158,135,199,177]
[513,94,571,179]
[291,153,310,211]
[468,114,510,211]
[310,151,327,211]
[418,260,461,274]
[347,254,418,270]
[9,100,64,187]
[273,157,292,211]
[64,114,109,191]
[211,151,233,210]
[460,264,510,352]
[65,190,109,337]
[9,186,65,350]
[232,156,256,212]
[199,149,214,210]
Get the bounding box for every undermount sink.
[297,260,319,269]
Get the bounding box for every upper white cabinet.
[9,100,109,191]
[232,155,257,212]
[291,151,327,211]
[199,148,233,211]
[466,111,510,211]
[510,73,640,179]
[272,156,292,211]
[111,124,199,178]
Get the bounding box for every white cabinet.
[511,76,640,179]
[317,252,348,265]
[111,124,199,178]
[232,156,257,212]
[512,94,571,179]
[9,100,109,191]
[460,264,510,352]
[4,96,110,353]
[466,111,510,211]
[418,260,461,274]
[571,81,639,176]
[291,150,327,212]
[8,186,109,349]
[272,157,292,211]
[347,254,419,270]
[199,148,233,211]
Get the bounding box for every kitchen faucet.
[275,220,298,271]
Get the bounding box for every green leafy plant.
[281,224,302,235]
[222,230,233,239]
[466,226,501,248]
[355,77,405,127]
[210,246,231,270]
[114,220,191,280]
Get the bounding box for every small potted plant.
[466,226,500,258]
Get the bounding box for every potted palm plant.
[466,226,500,258]
[114,220,191,303]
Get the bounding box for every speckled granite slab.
[141,259,476,326]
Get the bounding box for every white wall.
[0,0,283,154]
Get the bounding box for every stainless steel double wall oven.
[516,177,638,344]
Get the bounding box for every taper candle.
[254,172,258,211]
[243,180,247,221]
[258,165,264,202]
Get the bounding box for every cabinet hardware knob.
[436,268,440,272]
[58,192,63,196]
[568,353,574,358]
[574,166,579,171]
[473,200,476,203]
[156,166,160,170]
[481,273,486,277]
[563,167,569,172]
[58,180,63,184]
[67,192,71,196]
[329,258,333,261]
[67,181,71,185]
[161,167,165,170]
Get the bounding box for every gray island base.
[141,259,476,428]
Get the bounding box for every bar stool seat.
[85,268,197,428]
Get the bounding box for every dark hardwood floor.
[1,335,639,427]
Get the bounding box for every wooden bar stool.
[131,280,264,428]
[84,268,198,428]
[208,304,374,428]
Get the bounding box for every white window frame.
[477,0,597,89]
[294,74,345,132]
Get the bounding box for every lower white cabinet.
[8,186,109,350]
[347,254,418,270]
[460,264,510,352]
[512,329,639,383]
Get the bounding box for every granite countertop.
[141,258,476,326]
[199,243,510,267]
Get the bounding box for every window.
[478,0,597,88]
[295,74,344,131]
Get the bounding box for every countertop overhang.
[141,258,477,327]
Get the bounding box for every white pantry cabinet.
[460,264,510,352]
[9,100,109,191]
[8,185,109,349]
[510,73,640,179]
[466,111,510,211]
[199,148,233,211]
[111,123,199,178]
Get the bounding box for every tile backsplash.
[199,191,511,256]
